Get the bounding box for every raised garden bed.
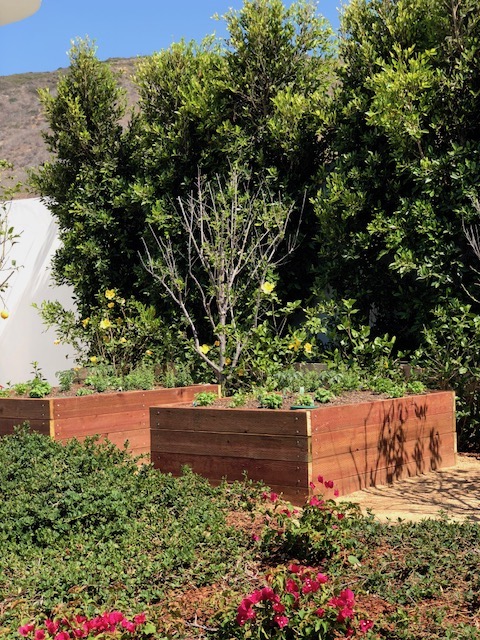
[150,391,456,503]
[0,384,219,457]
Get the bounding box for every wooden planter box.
[0,384,219,457]
[150,391,456,503]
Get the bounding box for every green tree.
[134,0,336,302]
[315,0,480,349]
[31,39,145,315]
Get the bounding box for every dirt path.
[338,454,480,522]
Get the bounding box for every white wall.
[0,198,76,386]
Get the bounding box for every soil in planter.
[203,389,409,410]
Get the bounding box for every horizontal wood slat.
[310,392,454,433]
[0,398,52,420]
[151,430,310,462]
[312,413,454,458]
[55,411,148,439]
[54,385,219,419]
[0,418,50,437]
[150,406,309,436]
[150,452,309,488]
[311,431,457,492]
[57,428,151,457]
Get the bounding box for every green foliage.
[31,39,145,315]
[193,391,218,406]
[0,428,256,635]
[314,387,335,403]
[315,0,480,352]
[414,299,480,450]
[36,289,178,376]
[258,391,283,409]
[292,393,315,407]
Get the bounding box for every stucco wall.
[0,198,76,386]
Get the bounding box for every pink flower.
[18,625,35,637]
[34,631,45,640]
[107,611,124,625]
[133,613,146,625]
[334,489,340,497]
[263,491,278,502]
[309,495,325,507]
[359,619,374,633]
[302,578,321,594]
[54,632,71,640]
[337,513,345,520]
[274,615,289,628]
[337,606,354,622]
[309,481,316,490]
[121,620,136,633]
[345,628,354,637]
[317,475,324,484]
[251,533,260,542]
[45,620,59,635]
[288,563,301,574]
[316,608,325,617]
[285,578,299,597]
[325,480,334,489]
[273,602,286,613]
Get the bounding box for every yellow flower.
[105,289,116,300]
[288,337,302,352]
[214,340,220,347]
[225,357,232,365]
[99,318,112,330]
[199,344,211,354]
[260,281,275,295]
[81,317,90,327]
[119,337,127,344]
[90,356,98,363]
[0,309,9,320]
[53,339,60,345]
[304,342,313,354]
[145,349,152,355]
[107,302,115,308]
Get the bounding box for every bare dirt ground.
[339,453,480,522]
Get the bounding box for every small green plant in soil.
[258,391,283,409]
[292,392,315,407]
[193,391,218,406]
[315,387,335,403]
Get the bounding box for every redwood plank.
[311,431,457,489]
[310,392,454,433]
[54,411,149,439]
[150,452,309,487]
[0,418,50,437]
[312,413,455,457]
[58,428,151,457]
[150,407,309,436]
[54,385,219,419]
[151,430,310,462]
[0,398,52,420]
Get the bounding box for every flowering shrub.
[36,289,178,376]
[260,476,363,565]
[232,564,374,638]
[18,611,155,640]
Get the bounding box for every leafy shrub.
[292,393,315,407]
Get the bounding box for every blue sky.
[0,0,342,76]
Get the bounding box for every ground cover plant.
[1,428,478,640]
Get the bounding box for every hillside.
[0,57,139,197]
